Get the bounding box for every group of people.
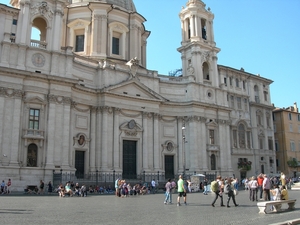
[57,182,87,197]
[210,176,239,208]
[115,178,155,197]
[1,178,11,194]
[247,173,289,202]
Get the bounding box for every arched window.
[238,124,245,148]
[31,17,47,49]
[211,154,216,170]
[202,62,210,81]
[27,144,38,167]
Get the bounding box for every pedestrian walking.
[7,178,11,194]
[211,175,225,207]
[164,178,172,204]
[224,178,239,207]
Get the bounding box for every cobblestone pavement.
[0,189,299,225]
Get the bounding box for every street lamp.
[182,120,186,179]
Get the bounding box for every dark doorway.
[122,140,137,179]
[75,151,85,178]
[165,155,174,179]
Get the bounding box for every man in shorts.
[177,175,187,206]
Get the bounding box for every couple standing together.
[164,175,187,206]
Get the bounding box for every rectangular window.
[75,35,84,52]
[298,125,300,133]
[237,97,241,109]
[12,19,17,25]
[229,77,232,86]
[244,98,248,111]
[243,80,246,89]
[266,116,270,127]
[230,96,234,108]
[275,141,279,151]
[209,130,214,144]
[274,124,276,132]
[290,141,295,151]
[224,77,227,86]
[289,124,293,132]
[236,78,239,87]
[259,138,263,149]
[29,109,40,130]
[288,113,292,120]
[246,131,251,148]
[233,130,237,148]
[298,114,300,121]
[264,91,268,101]
[112,37,120,55]
[268,138,273,150]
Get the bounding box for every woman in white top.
[271,184,281,201]
[248,176,258,201]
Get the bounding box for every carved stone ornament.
[31,2,54,20]
[201,51,210,62]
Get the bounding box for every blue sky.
[1,0,299,108]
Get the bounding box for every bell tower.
[178,0,220,85]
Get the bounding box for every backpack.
[211,181,219,192]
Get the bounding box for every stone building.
[273,103,300,177]
[0,0,276,190]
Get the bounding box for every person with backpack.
[211,175,225,207]
[224,178,239,207]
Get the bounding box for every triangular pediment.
[102,79,168,101]
[24,96,47,104]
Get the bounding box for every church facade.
[0,0,276,190]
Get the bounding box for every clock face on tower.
[32,53,45,67]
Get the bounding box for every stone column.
[113,108,121,169]
[153,113,159,170]
[100,15,107,56]
[101,107,108,169]
[96,107,101,169]
[45,96,56,168]
[190,15,195,37]
[194,16,199,37]
[89,107,97,171]
[61,98,71,168]
[52,10,63,51]
[188,116,199,171]
[9,91,23,166]
[181,19,185,41]
[18,2,30,44]
[177,117,184,172]
[200,117,208,171]
[91,14,100,56]
[142,112,149,170]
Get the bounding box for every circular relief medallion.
[32,53,45,67]
[167,142,173,151]
[128,120,136,129]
